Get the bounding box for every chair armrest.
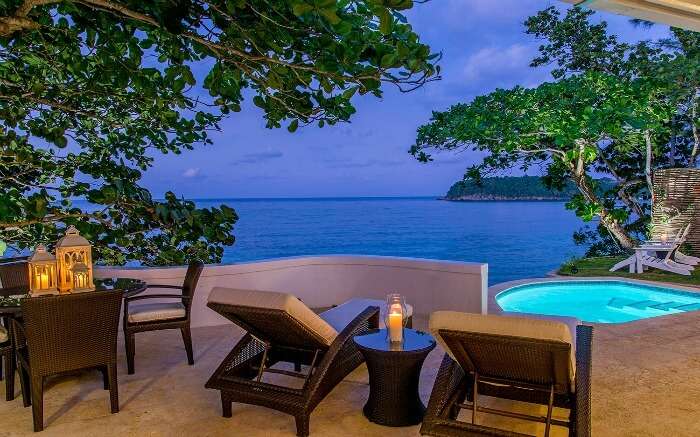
[424,353,466,422]
[306,305,380,395]
[10,317,26,349]
[334,305,380,343]
[124,294,192,312]
[126,294,191,302]
[575,324,593,437]
[146,284,184,290]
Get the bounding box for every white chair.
[611,224,697,275]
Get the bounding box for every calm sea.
[197,197,586,285]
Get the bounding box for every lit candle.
[39,270,48,288]
[388,303,403,343]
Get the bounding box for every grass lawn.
[558,256,700,287]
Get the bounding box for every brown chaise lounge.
[205,287,380,437]
[421,312,592,437]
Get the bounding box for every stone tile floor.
[1,312,700,436]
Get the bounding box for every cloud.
[336,126,376,139]
[182,167,201,178]
[461,44,534,81]
[233,150,284,164]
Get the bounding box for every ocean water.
[197,197,586,285]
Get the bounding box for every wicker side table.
[353,328,436,427]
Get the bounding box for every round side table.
[353,328,436,427]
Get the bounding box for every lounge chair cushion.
[128,302,187,323]
[0,326,7,343]
[430,311,577,386]
[208,287,338,346]
[502,312,580,351]
[320,298,413,332]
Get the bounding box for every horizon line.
[189,195,441,201]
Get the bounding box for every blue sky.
[142,0,670,199]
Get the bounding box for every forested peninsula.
[442,176,613,201]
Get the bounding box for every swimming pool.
[495,280,700,323]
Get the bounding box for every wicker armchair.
[123,261,204,374]
[13,290,124,432]
[421,312,592,437]
[0,320,15,401]
[0,257,29,293]
[205,287,380,437]
[0,258,28,403]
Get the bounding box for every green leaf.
[379,9,392,35]
[292,2,314,16]
[320,8,341,25]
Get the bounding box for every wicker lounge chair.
[421,312,593,437]
[13,290,124,432]
[123,261,204,374]
[205,287,380,437]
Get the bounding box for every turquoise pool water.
[496,281,700,323]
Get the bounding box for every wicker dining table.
[0,278,147,316]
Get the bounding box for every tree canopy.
[0,0,440,264]
[412,6,699,255]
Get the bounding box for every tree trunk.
[596,145,645,217]
[690,88,700,168]
[573,173,637,250]
[571,140,636,250]
[643,130,654,203]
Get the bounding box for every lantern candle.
[38,270,49,288]
[388,304,403,343]
[385,293,407,344]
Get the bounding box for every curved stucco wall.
[96,255,488,328]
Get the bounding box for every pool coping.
[488,276,700,326]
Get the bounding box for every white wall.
[96,255,488,328]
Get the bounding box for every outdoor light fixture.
[386,293,408,344]
[55,225,94,293]
[28,244,59,296]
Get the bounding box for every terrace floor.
[1,313,700,436]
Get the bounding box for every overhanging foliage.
[0,0,440,264]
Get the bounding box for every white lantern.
[28,245,59,296]
[55,225,94,293]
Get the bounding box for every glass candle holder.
[385,293,408,344]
